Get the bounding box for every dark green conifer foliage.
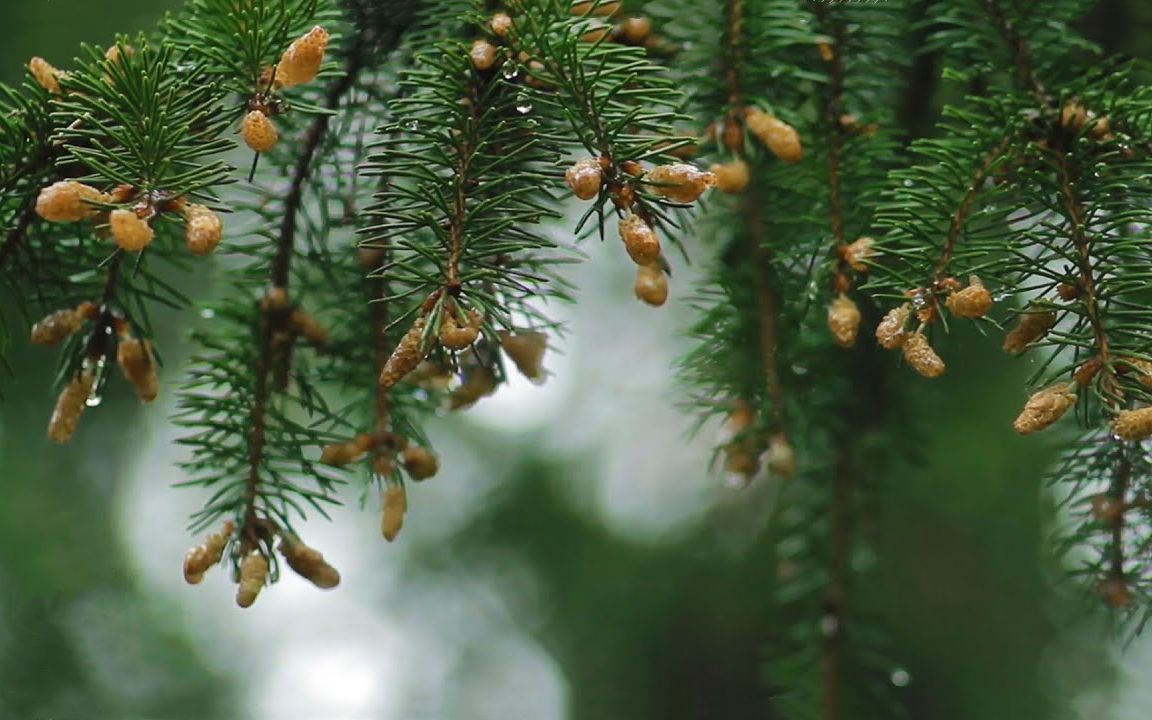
[2,0,1151,715]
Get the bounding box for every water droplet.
[514,92,533,115]
[83,355,107,407]
[404,119,420,131]
[890,668,911,687]
[902,179,914,187]
[500,59,520,80]
[791,364,809,376]
[200,307,216,319]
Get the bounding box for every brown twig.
[243,38,369,534]
[982,0,1048,103]
[932,134,1013,280]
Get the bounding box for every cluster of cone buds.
[823,237,877,348]
[28,43,134,95]
[35,181,224,255]
[1060,100,1114,142]
[874,275,996,375]
[321,430,438,479]
[182,519,341,607]
[718,400,794,486]
[317,434,425,543]
[37,305,160,441]
[735,108,803,164]
[243,26,329,153]
[564,157,715,308]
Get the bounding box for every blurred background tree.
[0,2,1150,719]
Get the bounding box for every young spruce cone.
[31,302,94,345]
[35,181,105,222]
[644,163,714,203]
[182,520,234,584]
[402,444,439,481]
[109,208,154,252]
[827,294,861,348]
[1012,384,1076,435]
[381,484,407,542]
[29,56,62,94]
[499,331,548,384]
[278,536,340,590]
[235,551,269,608]
[117,337,159,402]
[619,213,660,265]
[842,236,875,272]
[709,160,750,194]
[902,333,944,378]
[744,109,802,164]
[440,309,481,350]
[945,276,993,319]
[633,263,669,306]
[565,158,602,200]
[470,39,498,71]
[379,317,427,389]
[1002,310,1057,354]
[184,204,223,256]
[242,110,279,153]
[48,369,94,443]
[277,26,329,88]
[876,303,911,350]
[1112,407,1152,442]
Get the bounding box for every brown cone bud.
[35,181,106,222]
[470,39,498,71]
[277,26,329,88]
[31,307,86,345]
[565,158,602,201]
[1061,100,1088,132]
[235,551,269,608]
[902,333,944,378]
[29,56,62,94]
[242,110,278,153]
[644,163,714,203]
[709,160,750,194]
[1125,358,1152,389]
[619,213,660,265]
[379,317,428,389]
[843,237,876,272]
[945,276,993,319]
[320,440,366,467]
[449,365,500,409]
[278,536,340,589]
[182,520,234,585]
[827,294,861,348]
[440,309,481,350]
[48,369,94,443]
[401,444,439,481]
[289,307,330,345]
[1003,310,1057,354]
[633,263,669,306]
[1112,407,1152,442]
[619,16,652,44]
[499,331,548,384]
[745,109,802,164]
[109,208,154,252]
[572,0,621,16]
[184,204,223,256]
[381,484,407,541]
[490,12,513,36]
[876,303,911,350]
[1012,384,1076,435]
[117,337,159,402]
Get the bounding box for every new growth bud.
[182,520,234,584]
[381,484,407,542]
[902,333,944,378]
[235,551,269,608]
[565,158,602,200]
[1013,384,1076,435]
[619,213,660,265]
[827,294,861,348]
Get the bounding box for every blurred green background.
[1,2,1151,719]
